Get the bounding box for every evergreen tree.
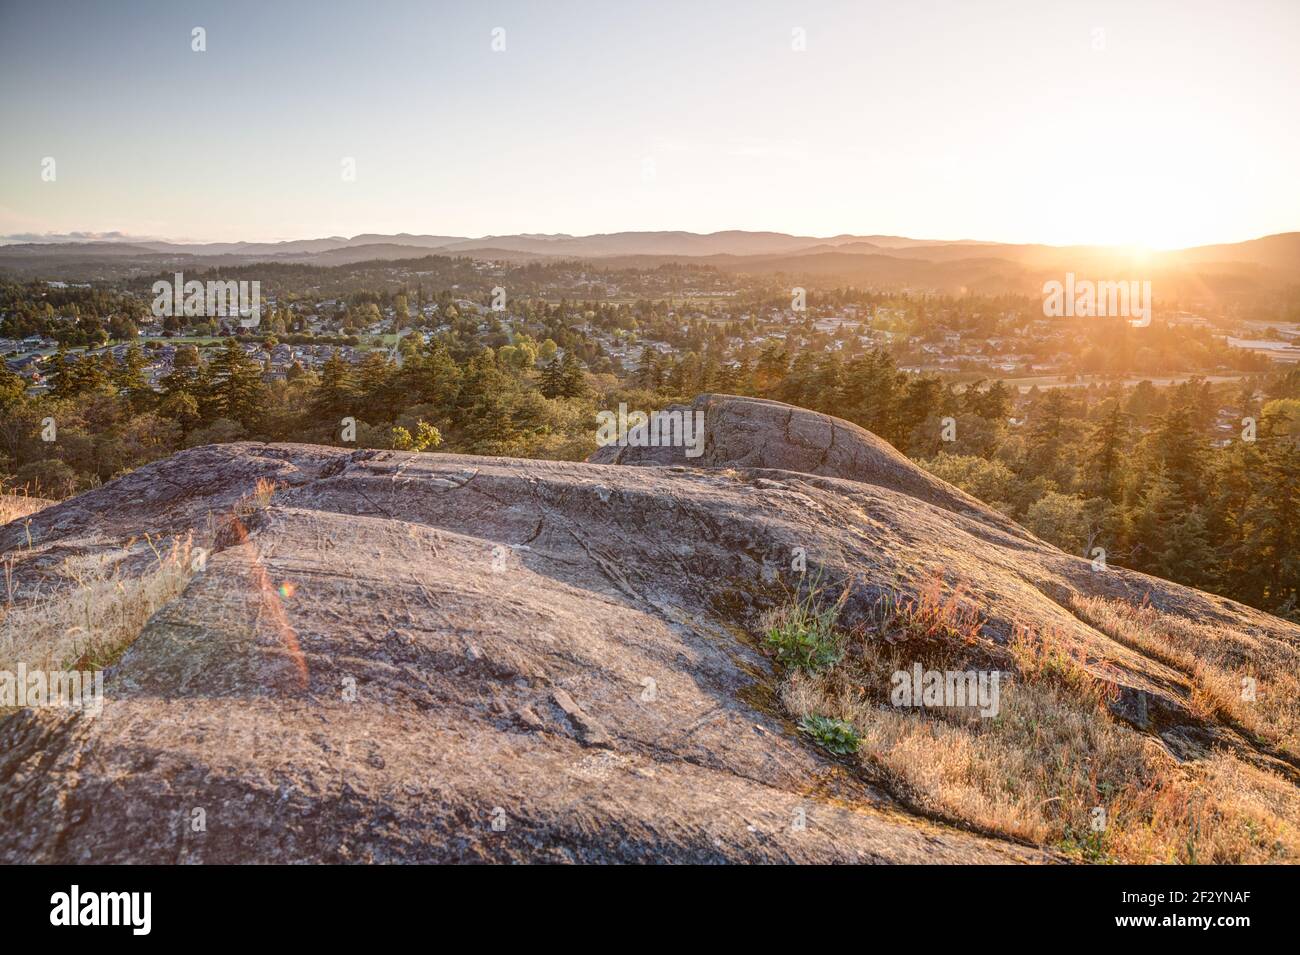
[313,350,356,418]
[46,345,73,399]
[538,355,566,399]
[1082,399,1131,503]
[1239,408,1300,612]
[161,344,200,397]
[699,354,722,394]
[1156,506,1217,586]
[667,352,700,396]
[968,380,1012,422]
[854,348,901,441]
[0,363,24,410]
[634,351,664,391]
[1024,389,1069,480]
[400,339,461,413]
[64,350,111,396]
[557,352,588,399]
[114,342,153,412]
[754,342,788,392]
[357,352,398,421]
[897,375,944,454]
[777,352,818,408]
[457,350,516,452]
[1130,466,1180,574]
[210,337,267,431]
[1153,403,1205,504]
[809,353,843,413]
[732,357,755,396]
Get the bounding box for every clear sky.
[1,0,1297,248]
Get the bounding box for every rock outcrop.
[589,393,1028,538]
[1,396,1296,863]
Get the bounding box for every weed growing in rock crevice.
[798,714,861,755]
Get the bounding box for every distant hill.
[1175,232,1300,271]
[2,230,1296,292]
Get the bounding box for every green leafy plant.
[798,714,861,755]
[763,581,845,672]
[1058,824,1112,864]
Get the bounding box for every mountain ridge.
[4,231,1294,292]
[7,228,1297,260]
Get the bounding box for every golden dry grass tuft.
[0,534,197,687]
[236,477,280,517]
[0,491,54,527]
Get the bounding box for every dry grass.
[0,477,272,714]
[0,534,196,683]
[0,477,274,686]
[244,477,279,512]
[874,576,985,653]
[767,577,1300,863]
[1070,594,1300,758]
[0,491,53,526]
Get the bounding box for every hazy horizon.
[3,0,1298,249]
[2,225,1296,253]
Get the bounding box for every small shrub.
[1010,623,1118,707]
[798,714,861,755]
[1058,824,1113,864]
[391,420,442,452]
